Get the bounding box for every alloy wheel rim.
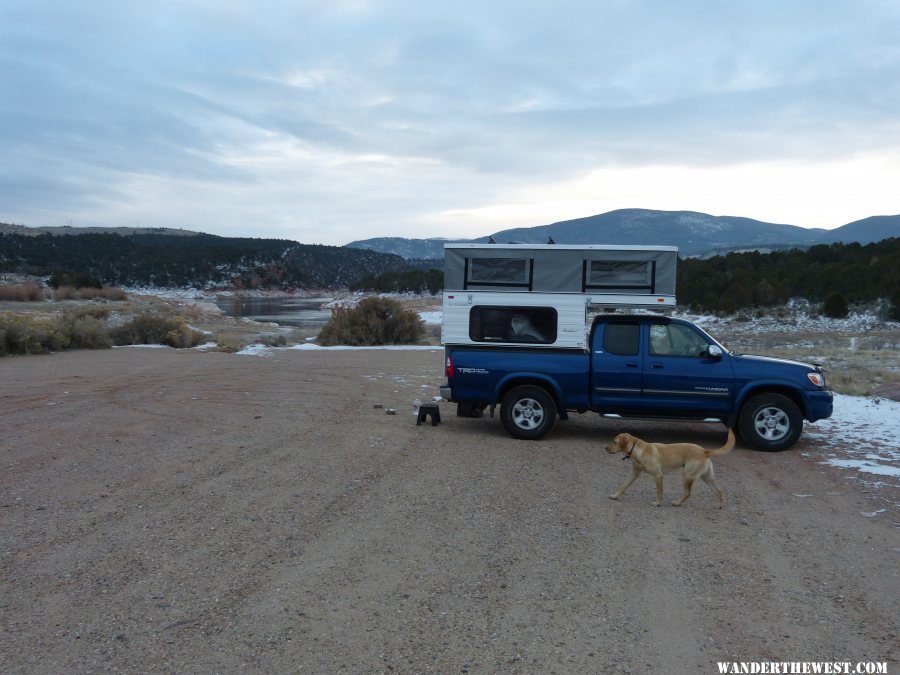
[512,398,544,429]
[753,406,789,441]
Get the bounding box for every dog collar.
[623,441,636,460]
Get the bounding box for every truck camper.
[439,243,832,450]
[441,243,678,350]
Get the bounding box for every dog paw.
[651,501,661,507]
[608,494,619,500]
[671,502,681,507]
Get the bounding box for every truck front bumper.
[805,390,834,422]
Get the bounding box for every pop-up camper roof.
[443,243,677,297]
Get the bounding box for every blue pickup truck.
[440,314,833,451]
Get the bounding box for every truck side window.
[650,323,709,357]
[469,306,556,344]
[603,323,640,355]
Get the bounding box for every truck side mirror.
[706,344,723,360]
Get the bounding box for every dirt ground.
[1,347,897,673]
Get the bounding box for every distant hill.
[0,231,407,290]
[0,223,202,237]
[813,215,900,245]
[346,209,900,258]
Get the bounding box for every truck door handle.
[626,362,638,368]
[649,363,663,369]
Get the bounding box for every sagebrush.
[317,297,425,346]
[111,313,205,348]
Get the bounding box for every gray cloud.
[2,0,898,241]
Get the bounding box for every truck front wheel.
[738,393,803,451]
[500,386,557,440]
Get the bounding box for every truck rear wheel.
[500,386,557,440]
[738,393,803,451]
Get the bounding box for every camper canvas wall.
[442,243,678,296]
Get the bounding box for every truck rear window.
[469,306,557,344]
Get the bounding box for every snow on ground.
[677,300,899,337]
[418,310,442,325]
[803,394,900,482]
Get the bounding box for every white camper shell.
[441,243,678,350]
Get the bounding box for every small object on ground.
[416,403,441,426]
[373,403,384,409]
[385,408,396,415]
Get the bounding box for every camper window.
[584,260,654,291]
[466,257,532,289]
[468,306,556,344]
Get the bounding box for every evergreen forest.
[1,230,898,318]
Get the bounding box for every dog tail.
[706,428,735,457]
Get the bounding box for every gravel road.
[1,347,897,673]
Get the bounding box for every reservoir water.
[215,296,333,329]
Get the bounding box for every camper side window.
[466,258,532,288]
[469,306,557,344]
[584,260,654,292]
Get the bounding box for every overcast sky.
[2,1,899,245]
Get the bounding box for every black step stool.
[416,403,441,426]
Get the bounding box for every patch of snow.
[235,344,274,357]
[122,286,214,300]
[418,310,442,325]
[804,393,900,482]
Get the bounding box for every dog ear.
[617,433,630,449]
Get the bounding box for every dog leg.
[701,471,725,508]
[672,475,694,506]
[652,475,664,507]
[609,466,641,500]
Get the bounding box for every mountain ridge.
[346,208,900,258]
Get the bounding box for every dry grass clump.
[213,330,293,352]
[60,307,113,349]
[0,283,45,302]
[213,331,251,353]
[111,313,205,348]
[53,286,128,301]
[0,307,119,355]
[0,313,67,355]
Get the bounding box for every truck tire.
[500,385,557,440]
[738,393,803,451]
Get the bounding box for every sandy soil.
[1,347,897,673]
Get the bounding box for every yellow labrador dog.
[606,428,735,508]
